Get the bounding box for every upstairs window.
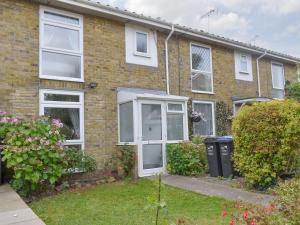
[234,51,253,81]
[125,24,158,67]
[191,44,213,93]
[40,7,83,82]
[271,62,285,99]
[135,31,148,56]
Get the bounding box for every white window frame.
[234,51,253,81]
[134,30,150,57]
[117,100,136,145]
[190,43,214,94]
[166,102,186,142]
[192,100,216,137]
[271,61,285,90]
[39,6,84,82]
[39,89,85,149]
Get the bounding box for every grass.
[30,179,234,225]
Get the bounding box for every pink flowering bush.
[0,111,19,140]
[2,116,67,195]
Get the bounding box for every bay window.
[193,101,215,136]
[39,89,84,149]
[40,7,83,82]
[191,44,213,93]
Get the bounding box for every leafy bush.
[167,136,207,176]
[0,111,19,140]
[2,117,67,196]
[285,81,300,102]
[223,179,300,225]
[232,100,300,189]
[117,144,136,177]
[64,147,97,173]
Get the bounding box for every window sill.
[191,90,215,95]
[117,142,137,146]
[133,52,151,58]
[40,75,84,83]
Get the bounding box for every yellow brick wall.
[0,0,298,168]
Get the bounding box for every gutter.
[165,24,174,95]
[256,51,267,97]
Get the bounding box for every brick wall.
[0,0,298,169]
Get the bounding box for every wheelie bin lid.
[204,137,218,143]
[216,136,233,142]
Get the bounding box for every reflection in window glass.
[44,93,80,102]
[44,11,79,25]
[119,102,134,142]
[143,144,163,169]
[44,107,80,140]
[168,103,182,112]
[167,113,184,140]
[136,32,148,53]
[193,103,214,136]
[44,25,80,51]
[42,51,81,78]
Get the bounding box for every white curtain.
[68,108,80,139]
[193,103,213,136]
[44,25,79,51]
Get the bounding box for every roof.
[36,0,300,64]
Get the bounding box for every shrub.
[0,111,19,140]
[232,100,300,189]
[64,147,97,173]
[285,81,300,102]
[167,136,207,176]
[223,179,300,225]
[116,144,136,177]
[2,117,67,196]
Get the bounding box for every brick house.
[1,0,299,177]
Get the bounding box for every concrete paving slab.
[0,184,45,225]
[161,175,274,205]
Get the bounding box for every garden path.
[161,175,274,205]
[0,184,45,225]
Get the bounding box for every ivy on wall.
[215,101,232,136]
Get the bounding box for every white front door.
[138,100,166,177]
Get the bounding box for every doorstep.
[0,184,45,225]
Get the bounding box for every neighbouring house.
[1,0,299,177]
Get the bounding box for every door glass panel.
[143,144,163,169]
[142,104,162,141]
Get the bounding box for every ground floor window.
[167,103,184,141]
[118,101,134,143]
[39,89,84,149]
[192,101,215,136]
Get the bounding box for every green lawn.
[30,179,233,225]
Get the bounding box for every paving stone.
[161,175,274,206]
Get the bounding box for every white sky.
[91,0,300,57]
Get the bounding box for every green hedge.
[167,137,207,176]
[232,100,300,189]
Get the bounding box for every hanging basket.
[190,111,205,123]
